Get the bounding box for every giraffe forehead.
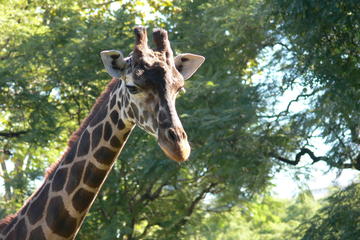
[139,48,168,64]
[131,63,183,94]
[129,48,183,90]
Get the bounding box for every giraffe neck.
[0,79,136,240]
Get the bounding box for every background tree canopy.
[0,0,359,239]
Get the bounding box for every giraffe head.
[100,27,205,162]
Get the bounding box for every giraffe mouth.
[158,139,191,162]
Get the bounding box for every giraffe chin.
[158,141,191,162]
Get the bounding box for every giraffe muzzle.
[158,127,190,162]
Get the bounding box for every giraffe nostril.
[167,129,178,142]
[181,131,187,139]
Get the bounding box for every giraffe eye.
[126,85,139,94]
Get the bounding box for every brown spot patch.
[20,203,29,216]
[110,110,119,124]
[131,103,139,119]
[91,124,103,150]
[63,141,78,165]
[84,162,107,188]
[27,184,50,224]
[127,107,134,119]
[29,226,45,240]
[110,136,122,148]
[46,196,77,238]
[110,95,117,109]
[104,122,112,141]
[1,215,17,235]
[72,188,95,213]
[89,105,108,127]
[15,219,27,239]
[6,218,27,240]
[111,79,121,94]
[52,168,68,192]
[93,147,116,165]
[77,130,90,157]
[66,160,86,195]
[159,110,167,122]
[117,119,125,130]
[124,95,129,107]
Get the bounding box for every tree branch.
[258,88,323,120]
[271,147,328,166]
[276,88,321,119]
[140,182,167,202]
[171,182,217,230]
[271,147,360,170]
[275,42,292,52]
[0,130,29,138]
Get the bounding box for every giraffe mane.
[0,214,16,233]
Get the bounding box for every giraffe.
[0,26,205,240]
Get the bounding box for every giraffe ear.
[174,53,205,80]
[100,50,127,78]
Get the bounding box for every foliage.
[294,183,360,240]
[78,0,278,239]
[0,0,136,212]
[0,0,359,239]
[183,190,319,240]
[0,0,278,239]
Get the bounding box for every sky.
[272,154,359,199]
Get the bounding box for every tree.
[0,0,149,215]
[78,0,281,238]
[2,0,358,239]
[182,190,319,240]
[262,0,360,170]
[1,0,281,239]
[294,183,360,240]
